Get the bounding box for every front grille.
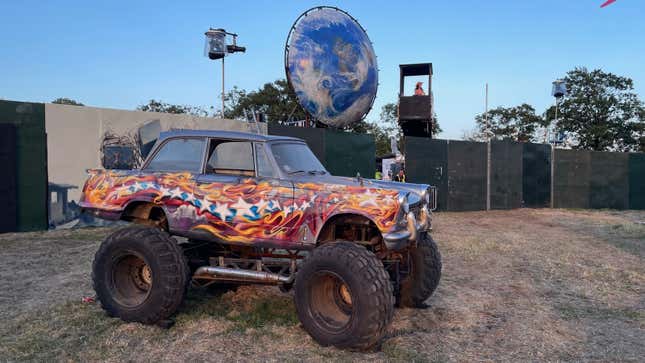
[427,186,437,211]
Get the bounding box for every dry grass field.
[0,209,643,362]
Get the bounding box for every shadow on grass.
[177,285,299,333]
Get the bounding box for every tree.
[343,104,398,156]
[52,98,84,106]
[548,67,644,152]
[473,103,544,142]
[137,99,209,117]
[224,79,306,122]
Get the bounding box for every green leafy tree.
[547,67,644,152]
[137,99,209,116]
[473,103,543,142]
[345,103,401,156]
[52,98,84,106]
[224,79,306,122]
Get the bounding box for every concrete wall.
[45,103,265,202]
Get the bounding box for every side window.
[145,138,205,173]
[255,143,275,178]
[206,140,254,176]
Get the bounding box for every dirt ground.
[0,209,643,362]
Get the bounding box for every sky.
[0,0,643,139]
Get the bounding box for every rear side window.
[145,138,205,173]
[206,140,254,176]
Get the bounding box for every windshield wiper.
[287,170,306,175]
[308,170,326,175]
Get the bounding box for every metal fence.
[405,137,644,211]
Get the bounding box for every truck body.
[80,130,435,251]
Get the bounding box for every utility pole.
[550,79,566,209]
[221,58,225,118]
[485,83,491,211]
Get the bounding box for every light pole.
[485,83,491,211]
[550,79,567,208]
[204,28,246,118]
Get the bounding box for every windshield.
[271,142,327,175]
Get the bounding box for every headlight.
[398,194,409,214]
[420,189,430,205]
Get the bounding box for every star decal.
[231,197,254,218]
[252,199,269,217]
[213,201,233,221]
[169,188,184,200]
[266,199,281,212]
[159,186,173,198]
[300,200,312,210]
[199,198,213,213]
[182,192,195,203]
[359,197,378,208]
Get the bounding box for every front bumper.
[382,205,432,250]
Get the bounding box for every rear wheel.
[294,242,394,350]
[92,226,189,324]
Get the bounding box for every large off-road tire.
[398,233,442,308]
[92,225,189,324]
[294,242,394,350]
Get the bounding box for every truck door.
[252,142,296,245]
[192,139,294,246]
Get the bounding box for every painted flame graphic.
[80,171,400,245]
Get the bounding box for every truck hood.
[292,173,430,206]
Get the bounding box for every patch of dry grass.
[0,209,643,361]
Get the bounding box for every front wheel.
[294,242,394,350]
[398,233,442,308]
[92,226,189,324]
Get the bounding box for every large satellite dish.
[285,6,378,128]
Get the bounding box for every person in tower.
[414,82,426,96]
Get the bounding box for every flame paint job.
[80,170,401,247]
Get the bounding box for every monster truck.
[80,130,441,350]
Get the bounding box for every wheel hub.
[338,283,352,305]
[112,253,152,307]
[140,264,153,286]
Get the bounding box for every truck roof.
[158,129,304,143]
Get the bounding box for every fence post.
[550,144,555,208]
[486,140,491,211]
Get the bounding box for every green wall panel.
[324,129,375,178]
[0,100,48,231]
[490,140,523,210]
[553,149,591,209]
[590,151,629,209]
[267,124,325,162]
[629,153,645,210]
[268,125,375,178]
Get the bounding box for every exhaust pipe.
[194,266,294,284]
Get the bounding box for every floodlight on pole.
[204,28,246,118]
[551,79,567,142]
